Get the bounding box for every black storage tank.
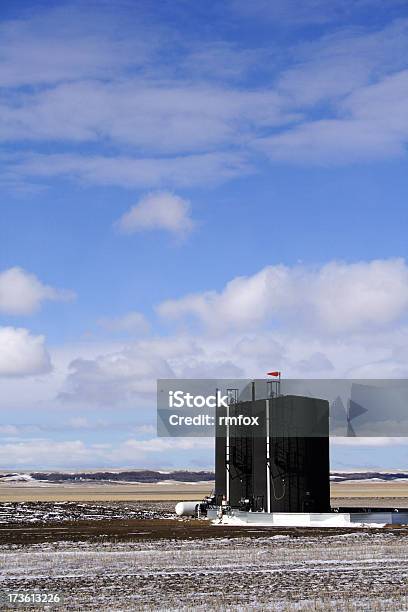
[215,392,330,513]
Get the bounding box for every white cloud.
[116,192,194,238]
[66,417,91,429]
[331,437,407,447]
[0,437,213,469]
[1,9,408,189]
[98,311,150,335]
[1,432,406,470]
[256,118,403,164]
[258,61,408,164]
[344,358,408,379]
[247,19,408,164]
[55,334,246,407]
[59,349,175,405]
[61,417,156,434]
[230,0,404,27]
[0,81,287,152]
[178,359,245,379]
[0,267,74,315]
[0,439,98,469]
[157,258,408,334]
[230,0,344,25]
[181,42,263,82]
[276,20,408,105]
[0,425,20,435]
[8,151,251,189]
[5,311,408,424]
[2,258,405,411]
[296,352,334,373]
[0,5,154,88]
[116,437,213,456]
[49,258,408,405]
[0,327,52,377]
[230,0,338,25]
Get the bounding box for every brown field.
[331,481,408,508]
[0,481,214,502]
[331,481,408,497]
[3,518,408,548]
[0,479,407,506]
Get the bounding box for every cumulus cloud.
[0,267,75,315]
[59,348,175,405]
[157,258,408,334]
[56,334,246,407]
[0,327,52,377]
[52,255,408,408]
[98,311,150,335]
[116,192,195,238]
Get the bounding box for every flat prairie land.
[1,479,408,507]
[331,480,408,508]
[0,481,214,502]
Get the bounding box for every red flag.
[267,371,280,377]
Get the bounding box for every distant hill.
[25,470,215,483]
[2,470,407,484]
[0,473,35,482]
[331,471,408,482]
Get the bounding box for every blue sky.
[1,0,408,470]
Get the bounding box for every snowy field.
[0,501,176,524]
[0,530,408,610]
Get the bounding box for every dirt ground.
[1,480,408,508]
[5,515,405,547]
[0,481,214,502]
[331,480,408,498]
[0,500,407,610]
[0,499,407,546]
[0,502,407,611]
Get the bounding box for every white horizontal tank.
[175,501,200,517]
